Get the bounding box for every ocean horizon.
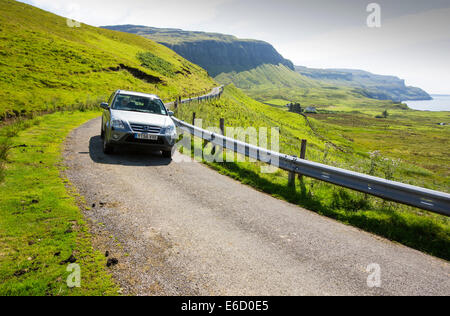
[404,94,450,112]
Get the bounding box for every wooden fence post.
[298,139,307,182]
[219,118,225,135]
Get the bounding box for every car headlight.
[111,119,126,130]
[162,125,176,135]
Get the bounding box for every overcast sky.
[19,0,450,94]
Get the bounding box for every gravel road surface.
[64,117,449,296]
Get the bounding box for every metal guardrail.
[165,86,224,108]
[172,117,450,216]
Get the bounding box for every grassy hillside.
[178,85,449,191]
[175,85,449,260]
[0,0,216,120]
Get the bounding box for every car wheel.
[162,149,173,159]
[100,121,105,139]
[103,137,114,155]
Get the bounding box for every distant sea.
[404,95,450,112]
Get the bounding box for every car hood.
[111,110,173,127]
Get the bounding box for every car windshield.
[112,94,167,115]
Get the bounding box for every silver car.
[100,90,177,158]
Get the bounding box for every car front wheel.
[103,137,114,154]
[100,119,105,139]
[162,148,174,159]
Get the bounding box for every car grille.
[129,123,161,134]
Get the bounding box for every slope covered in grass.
[0,0,215,120]
[177,85,448,191]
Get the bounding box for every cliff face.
[163,40,294,77]
[295,66,431,102]
[102,25,294,77]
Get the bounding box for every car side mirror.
[168,111,174,117]
[100,102,109,110]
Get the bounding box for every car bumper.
[108,130,176,151]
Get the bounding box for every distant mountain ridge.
[295,66,431,102]
[103,24,431,102]
[102,25,294,77]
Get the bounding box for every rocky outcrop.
[162,40,294,77]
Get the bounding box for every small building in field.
[304,106,317,113]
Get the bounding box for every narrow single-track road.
[64,117,449,296]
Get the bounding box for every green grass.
[0,110,119,296]
[264,98,291,108]
[137,51,176,77]
[175,85,450,260]
[311,111,450,188]
[0,0,216,120]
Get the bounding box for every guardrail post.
[298,139,307,182]
[288,156,296,189]
[211,118,225,156]
[192,112,196,126]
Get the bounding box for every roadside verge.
[0,111,119,295]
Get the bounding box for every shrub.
[0,137,13,161]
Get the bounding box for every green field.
[175,85,450,260]
[0,0,215,120]
[264,99,291,107]
[0,110,120,295]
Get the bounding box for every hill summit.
[102,25,295,77]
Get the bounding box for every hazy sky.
[19,0,450,93]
